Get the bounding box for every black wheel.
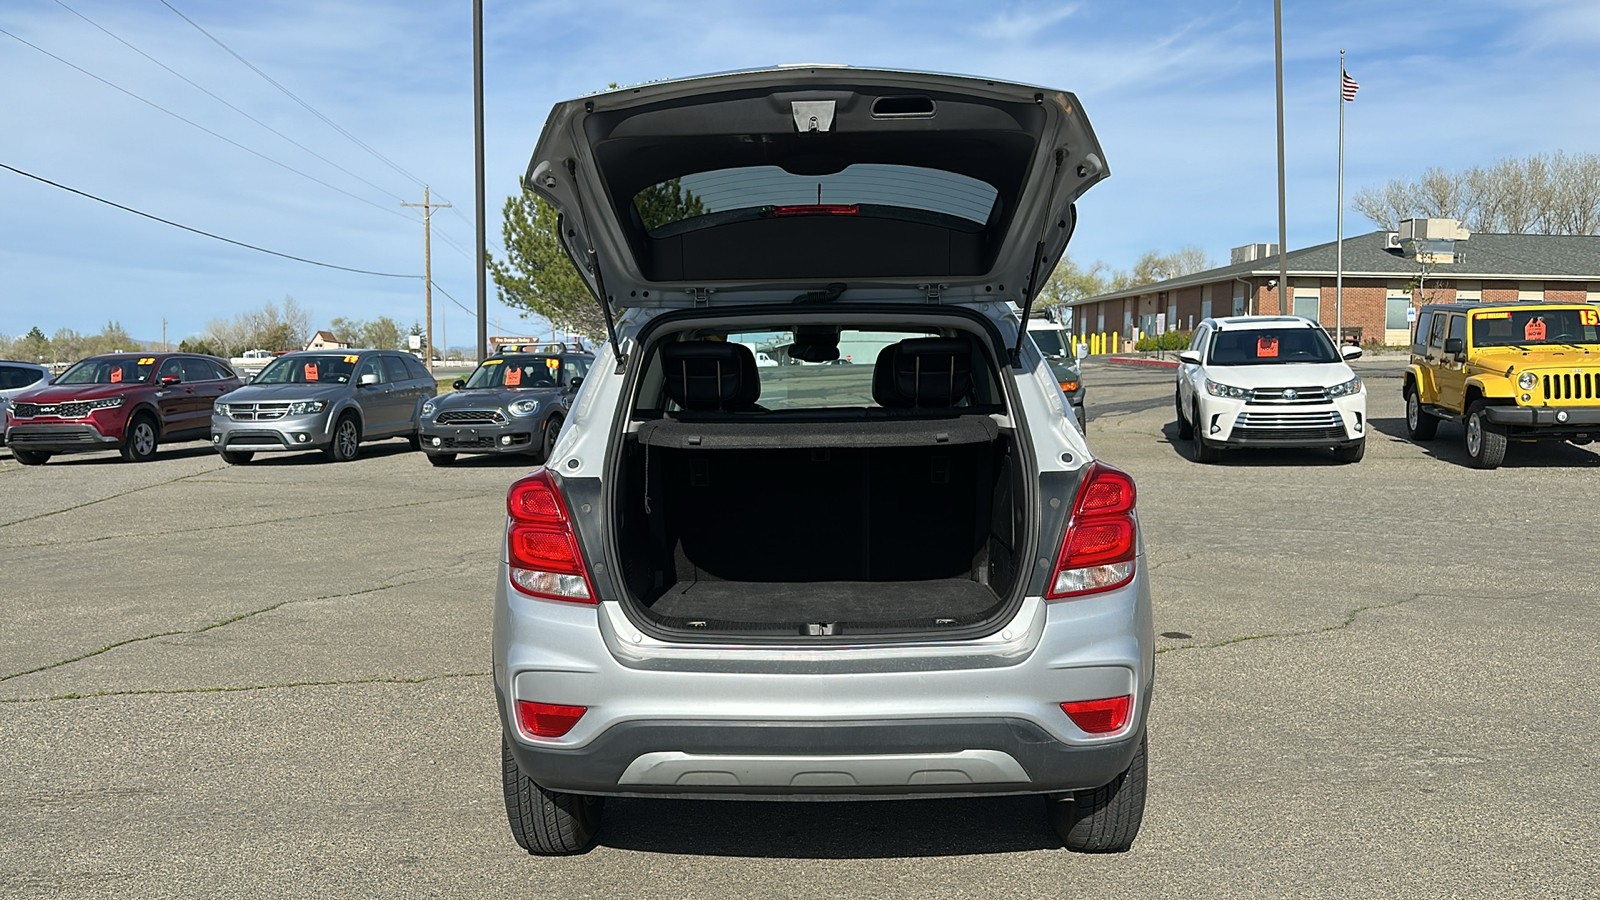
[220,450,254,465]
[1404,386,1438,440]
[1332,438,1366,464]
[1174,390,1194,440]
[11,448,50,466]
[1190,403,1220,463]
[1464,401,1507,469]
[539,415,564,462]
[1050,734,1148,853]
[323,414,361,462]
[408,432,423,452]
[426,452,456,467]
[120,414,159,462]
[501,734,602,855]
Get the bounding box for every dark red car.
[5,352,242,465]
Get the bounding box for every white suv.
[494,67,1153,856]
[1175,315,1366,463]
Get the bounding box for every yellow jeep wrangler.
[1403,301,1600,468]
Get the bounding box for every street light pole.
[1273,0,1289,315]
[474,0,488,363]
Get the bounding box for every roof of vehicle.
[1203,315,1316,330]
[0,360,51,370]
[1418,300,1594,313]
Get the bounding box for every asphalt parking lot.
[2,358,1597,899]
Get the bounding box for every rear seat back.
[872,338,973,409]
[661,341,762,412]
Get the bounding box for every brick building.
[1067,227,1600,349]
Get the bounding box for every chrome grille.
[12,401,92,419]
[436,409,505,425]
[227,402,291,421]
[1233,410,1346,442]
[1249,386,1328,405]
[1543,371,1600,401]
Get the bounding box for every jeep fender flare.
[1401,366,1425,396]
[1464,375,1514,408]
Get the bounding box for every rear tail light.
[1047,462,1138,599]
[768,203,860,217]
[1061,695,1132,734]
[506,468,596,603]
[516,700,587,738]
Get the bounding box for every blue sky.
[4,0,1599,347]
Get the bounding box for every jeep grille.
[1543,371,1600,402]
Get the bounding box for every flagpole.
[1336,50,1346,346]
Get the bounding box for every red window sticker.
[1256,336,1279,358]
[110,368,123,383]
[504,367,522,386]
[1524,318,1547,341]
[304,362,319,381]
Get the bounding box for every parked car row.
[0,345,594,467]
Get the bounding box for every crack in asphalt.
[1155,595,1418,655]
[0,464,227,529]
[0,670,492,704]
[0,563,474,684]
[7,493,490,550]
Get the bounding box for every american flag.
[1341,70,1360,101]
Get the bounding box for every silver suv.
[495,67,1152,855]
[211,349,435,463]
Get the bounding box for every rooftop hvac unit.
[1384,232,1402,250]
[1230,243,1278,265]
[1398,218,1470,241]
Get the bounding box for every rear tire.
[426,453,456,467]
[1190,403,1220,463]
[323,414,361,462]
[11,448,50,466]
[1405,387,1439,441]
[1050,734,1148,853]
[501,734,602,855]
[1332,438,1365,464]
[120,414,159,462]
[1464,401,1507,469]
[220,450,254,465]
[1174,390,1194,440]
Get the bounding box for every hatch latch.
[792,100,836,133]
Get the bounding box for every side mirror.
[451,379,466,390]
[160,374,181,386]
[1178,350,1202,365]
[569,376,583,390]
[1340,345,1364,360]
[359,373,380,386]
[1443,337,1464,355]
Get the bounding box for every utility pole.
[402,187,452,368]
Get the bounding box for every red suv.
[5,353,242,465]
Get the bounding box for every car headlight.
[1326,376,1363,398]
[285,400,327,416]
[214,402,229,416]
[1518,371,1538,390]
[1204,379,1251,400]
[421,399,436,417]
[508,398,540,417]
[91,397,125,409]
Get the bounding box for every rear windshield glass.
[0,365,47,389]
[55,357,155,385]
[1207,327,1340,365]
[254,355,359,384]
[463,355,573,389]
[638,165,999,234]
[1472,308,1600,347]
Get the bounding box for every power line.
[49,0,413,208]
[2,161,417,279]
[159,0,429,192]
[0,26,419,227]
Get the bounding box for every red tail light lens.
[505,469,596,603]
[516,700,587,738]
[1047,462,1138,599]
[1061,695,1132,734]
[769,203,860,217]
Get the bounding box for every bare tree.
[1357,152,1600,235]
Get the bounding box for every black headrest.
[872,338,973,408]
[660,341,760,411]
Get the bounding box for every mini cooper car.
[418,344,593,466]
[1402,301,1600,468]
[1175,315,1367,463]
[6,352,241,464]
[493,67,1152,856]
[210,349,435,463]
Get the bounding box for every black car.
[418,345,593,465]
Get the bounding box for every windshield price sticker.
[344,355,359,363]
[1256,336,1279,358]
[482,359,503,366]
[137,357,156,365]
[1582,308,1600,326]
[504,367,522,386]
[1476,312,1510,319]
[1525,318,1547,341]
[110,368,123,383]
[546,358,561,371]
[304,363,319,381]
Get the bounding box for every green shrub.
[1135,335,1159,351]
